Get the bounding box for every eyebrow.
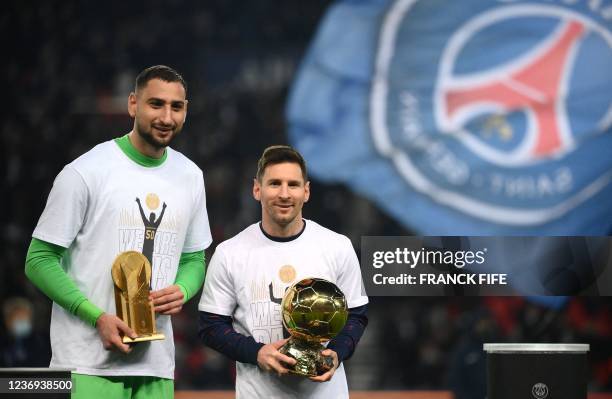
[266,178,303,185]
[147,97,186,106]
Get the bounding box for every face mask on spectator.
[10,319,32,339]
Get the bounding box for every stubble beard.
[270,206,301,229]
[135,120,181,150]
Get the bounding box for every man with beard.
[25,65,212,399]
[198,145,369,398]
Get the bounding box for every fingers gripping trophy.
[279,278,348,377]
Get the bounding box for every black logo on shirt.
[135,196,167,266]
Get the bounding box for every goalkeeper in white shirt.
[26,65,212,399]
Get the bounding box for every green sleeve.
[174,250,206,302]
[25,238,104,327]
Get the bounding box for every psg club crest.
[532,382,549,399]
[287,0,612,234]
[371,0,612,226]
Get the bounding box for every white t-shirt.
[198,220,368,398]
[33,139,212,379]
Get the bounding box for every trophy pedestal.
[279,338,333,377]
[123,333,166,344]
[484,343,589,399]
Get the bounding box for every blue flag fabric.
[287,0,612,235]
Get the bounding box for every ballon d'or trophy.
[111,251,165,343]
[279,278,348,377]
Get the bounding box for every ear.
[128,92,137,118]
[253,178,261,201]
[304,181,310,203]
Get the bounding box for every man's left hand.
[309,349,339,382]
[150,285,184,315]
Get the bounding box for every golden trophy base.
[279,338,334,377]
[122,333,166,344]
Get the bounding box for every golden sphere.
[281,278,348,343]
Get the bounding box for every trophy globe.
[280,277,348,376]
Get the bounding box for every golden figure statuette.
[111,251,165,343]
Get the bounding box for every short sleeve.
[198,246,237,316]
[336,236,369,309]
[182,172,213,252]
[32,166,88,248]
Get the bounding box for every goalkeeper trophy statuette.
[111,251,164,343]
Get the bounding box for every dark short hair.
[256,145,308,182]
[135,65,187,94]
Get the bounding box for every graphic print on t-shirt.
[136,194,166,265]
[268,264,296,304]
[250,264,297,343]
[118,193,180,290]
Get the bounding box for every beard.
[269,204,300,227]
[135,120,182,150]
[272,213,294,226]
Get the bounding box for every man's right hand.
[256,338,297,376]
[95,313,137,354]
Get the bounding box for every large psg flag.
[287,0,612,235]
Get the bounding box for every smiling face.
[128,78,187,158]
[253,162,310,237]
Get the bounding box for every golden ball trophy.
[111,251,165,343]
[279,278,348,377]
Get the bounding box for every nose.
[160,106,173,125]
[279,183,290,199]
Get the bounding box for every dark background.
[1,1,610,395]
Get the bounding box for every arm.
[198,311,295,375]
[152,169,212,313]
[135,197,147,222]
[175,250,205,301]
[309,304,368,382]
[331,236,370,361]
[154,169,213,314]
[25,238,136,352]
[29,166,136,352]
[197,247,295,374]
[198,311,263,364]
[150,250,206,315]
[25,238,102,326]
[311,236,370,382]
[153,202,167,228]
[196,250,262,364]
[327,304,369,361]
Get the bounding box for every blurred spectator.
[0,297,51,367]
